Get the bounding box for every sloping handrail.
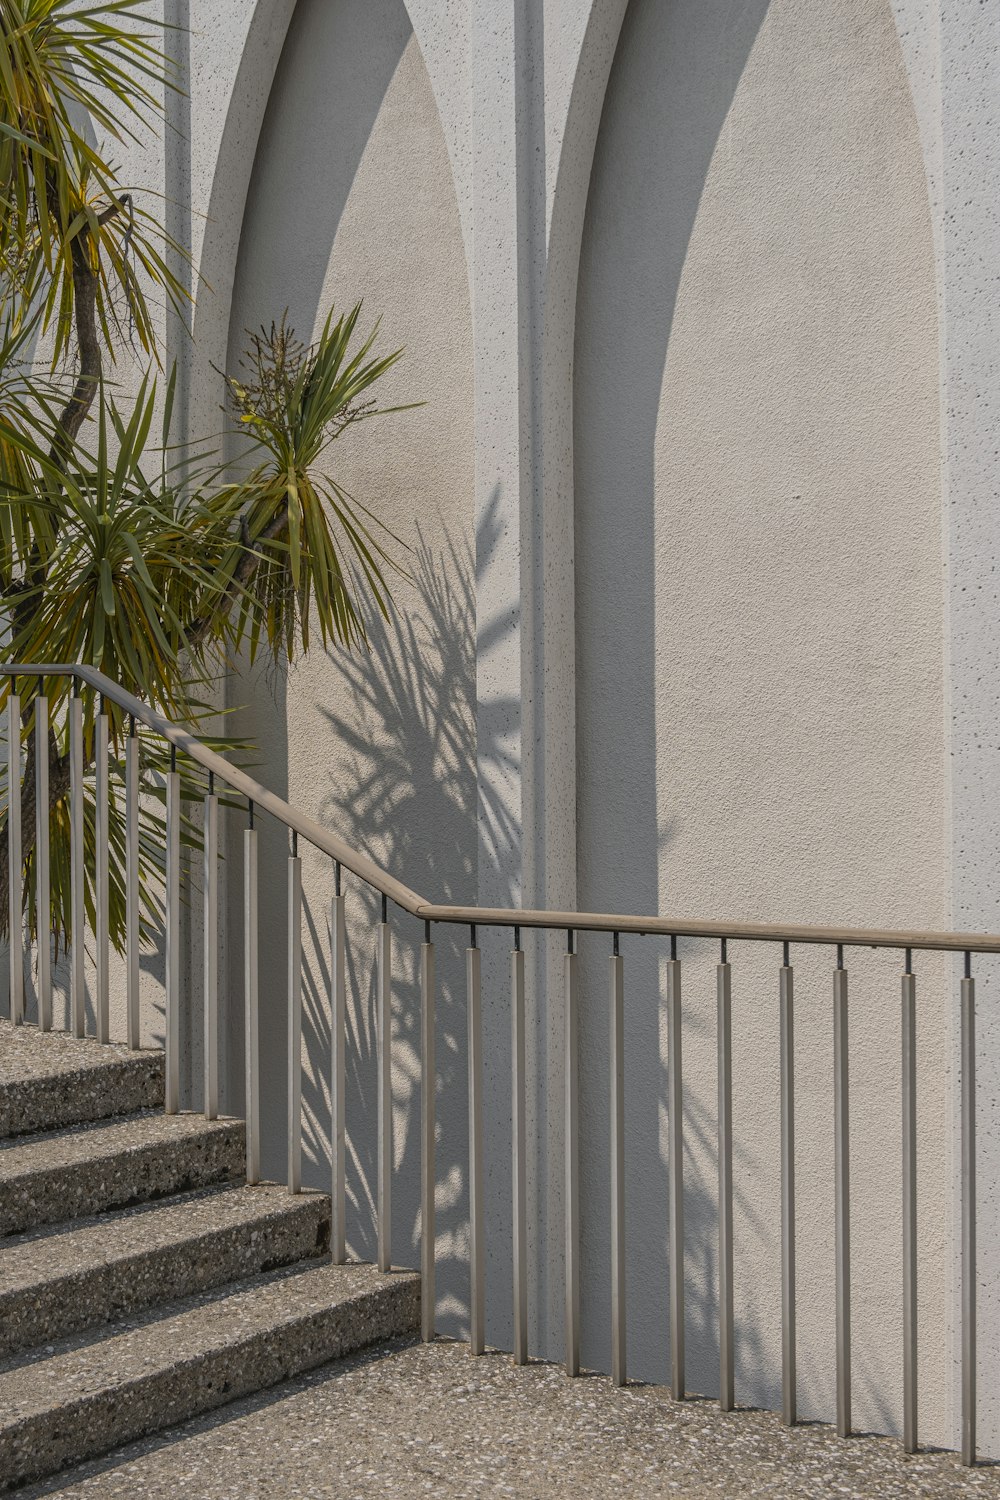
[3,661,999,954]
[1,660,989,1464]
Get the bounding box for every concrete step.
[0,1112,245,1235]
[0,1260,420,1493]
[0,1021,163,1139]
[0,1183,330,1358]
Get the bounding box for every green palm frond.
[220,304,417,659]
[0,9,419,963]
[7,374,245,713]
[0,0,190,362]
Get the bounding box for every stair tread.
[0,1112,246,1238]
[0,1110,242,1182]
[0,1261,418,1426]
[0,1021,161,1090]
[0,1183,326,1295]
[0,1021,163,1139]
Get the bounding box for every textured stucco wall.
[222,0,477,1323]
[8,0,998,1457]
[575,0,949,1442]
[936,0,1000,1458]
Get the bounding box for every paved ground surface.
[11,1338,1000,1500]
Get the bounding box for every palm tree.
[0,1,409,953]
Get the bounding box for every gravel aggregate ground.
[12,1337,1000,1500]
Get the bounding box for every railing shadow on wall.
[296,521,498,1338]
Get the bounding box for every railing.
[0,663,991,1464]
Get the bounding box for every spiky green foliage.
[0,6,410,957]
[218,307,412,659]
[0,0,188,364]
[8,374,244,704]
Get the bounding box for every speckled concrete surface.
[0,1112,245,1234]
[0,1184,330,1356]
[0,1262,420,1493]
[12,1339,998,1500]
[0,1023,163,1138]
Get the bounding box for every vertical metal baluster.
[667,937,685,1400]
[611,933,626,1387]
[718,939,734,1412]
[6,691,22,1025]
[69,688,85,1039]
[125,720,140,1050]
[287,833,302,1193]
[468,927,485,1354]
[35,687,51,1032]
[203,775,219,1119]
[421,920,436,1340]
[961,952,976,1467]
[244,806,260,1185]
[834,946,851,1438]
[781,943,796,1426]
[566,930,580,1376]
[94,707,109,1043]
[902,950,917,1454]
[164,749,180,1114]
[377,897,392,1273]
[512,929,528,1365]
[331,863,346,1263]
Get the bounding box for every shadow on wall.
[220,0,425,1157]
[574,0,771,1390]
[292,515,517,1339]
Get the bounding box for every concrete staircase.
[0,1020,420,1493]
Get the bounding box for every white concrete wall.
[221,0,477,1322]
[575,0,948,1440]
[11,0,997,1456]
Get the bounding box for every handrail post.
[7,691,22,1025]
[780,946,796,1426]
[468,929,484,1354]
[125,720,140,1049]
[902,952,917,1455]
[834,948,851,1439]
[611,936,626,1387]
[718,941,734,1412]
[565,931,580,1376]
[164,754,180,1114]
[421,922,436,1340]
[69,688,85,1039]
[377,901,392,1273]
[512,930,527,1365]
[287,836,302,1193]
[34,687,51,1032]
[94,707,109,1044]
[330,868,347,1263]
[961,954,976,1466]
[244,809,260,1184]
[667,939,685,1400]
[203,777,219,1119]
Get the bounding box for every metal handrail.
[4,661,1000,954]
[0,663,424,916]
[1,660,987,1462]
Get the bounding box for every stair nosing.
[0,1186,332,1365]
[0,1109,243,1163]
[0,1183,329,1295]
[0,1260,420,1457]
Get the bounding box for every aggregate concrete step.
[0,1260,421,1493]
[0,1112,245,1235]
[0,1021,163,1138]
[0,1183,330,1357]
